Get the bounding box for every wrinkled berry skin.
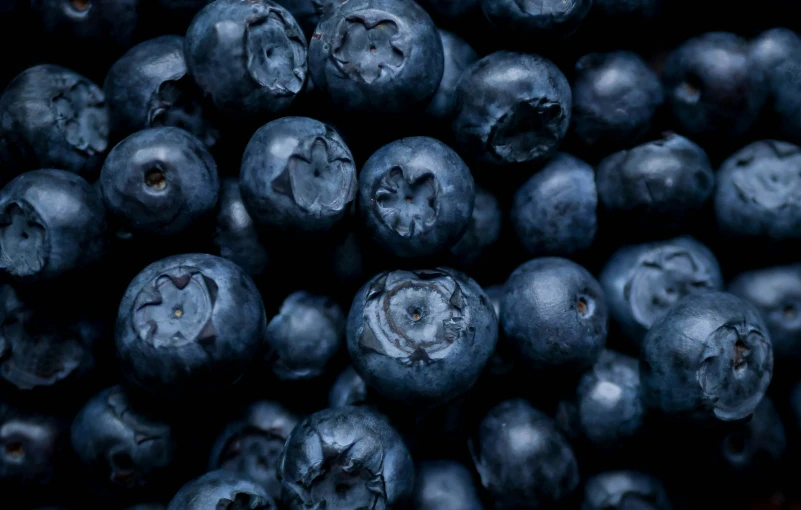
[596,133,714,230]
[0,170,108,283]
[214,178,269,278]
[278,406,414,510]
[0,403,64,490]
[168,470,275,510]
[358,137,475,258]
[470,399,579,510]
[501,257,608,372]
[185,0,307,118]
[70,386,177,493]
[328,365,369,408]
[716,397,785,479]
[729,264,801,363]
[714,140,801,241]
[662,32,767,139]
[115,253,267,398]
[571,51,663,152]
[100,127,220,238]
[274,0,346,36]
[104,36,219,148]
[581,470,671,510]
[480,0,592,41]
[209,401,299,502]
[453,51,572,166]
[309,0,444,113]
[511,153,597,257]
[449,186,501,268]
[600,236,723,347]
[640,291,773,423]
[347,267,497,406]
[240,117,357,234]
[0,65,108,181]
[426,30,478,120]
[412,460,484,510]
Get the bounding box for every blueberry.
[581,470,671,510]
[0,403,64,490]
[470,398,579,509]
[640,291,773,423]
[749,28,801,80]
[662,32,767,139]
[412,460,484,510]
[600,236,723,346]
[571,51,664,152]
[480,0,592,41]
[273,0,346,37]
[213,178,270,278]
[209,400,299,502]
[755,30,801,144]
[70,385,177,491]
[0,169,108,283]
[265,291,344,381]
[100,127,219,238]
[239,116,357,234]
[184,0,307,118]
[416,0,478,20]
[104,36,219,148]
[347,267,497,405]
[729,264,801,363]
[425,30,478,120]
[482,284,515,380]
[358,137,475,258]
[168,470,275,509]
[714,140,801,240]
[328,365,369,408]
[115,253,267,397]
[449,186,501,268]
[30,0,140,50]
[501,257,608,372]
[0,65,108,180]
[511,153,597,257]
[309,0,444,113]
[596,133,714,230]
[717,397,785,478]
[452,51,572,166]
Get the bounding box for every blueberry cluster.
[3,1,801,509]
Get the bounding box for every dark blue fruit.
[213,178,270,278]
[716,397,785,478]
[449,186,501,268]
[754,29,801,145]
[480,0,592,41]
[274,0,346,36]
[0,403,64,490]
[168,470,275,509]
[581,470,671,510]
[426,29,478,120]
[328,365,369,408]
[412,460,484,510]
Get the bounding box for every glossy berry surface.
[412,460,484,510]
[426,29,479,120]
[328,365,369,408]
[481,0,592,41]
[0,403,64,491]
[168,470,275,509]
[581,470,671,510]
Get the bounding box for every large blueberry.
[240,117,357,234]
[425,30,478,120]
[115,253,267,397]
[168,470,275,509]
[600,236,723,346]
[640,291,773,422]
[0,170,108,283]
[213,178,270,278]
[0,403,64,491]
[501,257,608,372]
[309,0,444,113]
[278,406,414,510]
[358,137,474,258]
[511,153,597,257]
[0,65,108,180]
[581,471,671,510]
[452,51,572,166]
[470,399,579,510]
[449,186,501,268]
[185,0,307,118]
[412,460,484,510]
[480,0,592,41]
[328,365,369,408]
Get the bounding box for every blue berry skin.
[425,30,478,120]
[511,153,597,257]
[273,0,346,36]
[501,257,608,373]
[449,186,501,268]
[265,291,344,381]
[714,140,801,241]
[452,51,572,166]
[571,51,664,152]
[70,385,177,493]
[309,0,444,113]
[600,236,723,347]
[104,36,219,148]
[100,127,220,238]
[347,267,497,406]
[596,133,714,230]
[168,470,275,510]
[184,0,307,118]
[328,365,369,408]
[0,402,64,491]
[480,0,592,41]
[0,65,108,181]
[729,264,801,363]
[0,170,108,283]
[358,137,475,258]
[412,460,484,510]
[115,253,267,398]
[240,116,357,234]
[640,291,773,423]
[208,401,299,502]
[717,397,785,479]
[278,406,414,510]
[470,399,579,510]
[214,178,270,278]
[662,32,767,140]
[581,470,671,510]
